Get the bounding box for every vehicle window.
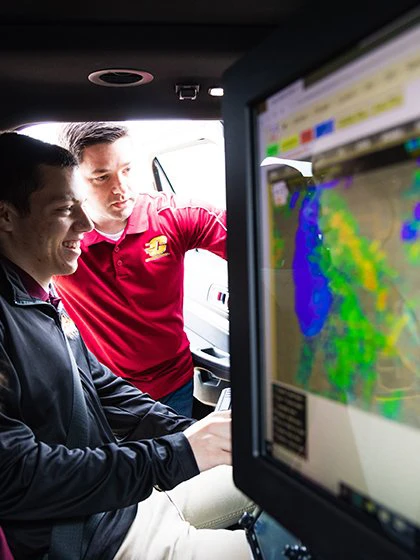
[22,120,225,208]
[152,157,175,194]
[154,139,226,208]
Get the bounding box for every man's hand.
[183,410,232,472]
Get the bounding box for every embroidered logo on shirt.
[144,235,170,262]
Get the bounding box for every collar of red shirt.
[82,198,149,248]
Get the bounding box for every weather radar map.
[268,138,420,428]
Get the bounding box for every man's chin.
[112,200,134,216]
[58,261,79,277]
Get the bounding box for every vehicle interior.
[1,1,420,558]
[0,0,392,416]
[0,0,305,418]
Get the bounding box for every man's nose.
[75,207,94,233]
[111,174,130,195]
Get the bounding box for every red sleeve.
[170,197,227,259]
[0,528,14,560]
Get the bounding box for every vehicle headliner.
[0,0,305,128]
[1,0,417,130]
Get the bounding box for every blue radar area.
[293,187,333,337]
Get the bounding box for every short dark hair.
[59,122,129,163]
[0,132,77,215]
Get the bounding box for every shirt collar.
[82,196,149,248]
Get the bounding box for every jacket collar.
[0,258,49,306]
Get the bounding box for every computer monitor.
[223,3,420,559]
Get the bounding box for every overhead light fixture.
[208,87,224,97]
[88,69,154,87]
[175,84,200,100]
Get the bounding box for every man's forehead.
[36,164,83,199]
[79,137,133,170]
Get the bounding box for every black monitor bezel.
[223,3,420,559]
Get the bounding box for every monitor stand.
[240,508,318,560]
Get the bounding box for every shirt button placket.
[114,245,122,272]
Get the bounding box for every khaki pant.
[114,465,254,560]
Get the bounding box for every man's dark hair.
[59,122,129,163]
[0,132,77,215]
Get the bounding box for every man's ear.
[0,201,16,232]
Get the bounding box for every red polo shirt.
[54,192,227,399]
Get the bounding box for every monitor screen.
[252,14,420,557]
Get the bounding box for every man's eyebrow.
[50,194,85,205]
[90,167,110,175]
[90,161,131,175]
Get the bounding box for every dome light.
[208,87,224,97]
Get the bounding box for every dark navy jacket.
[0,260,198,559]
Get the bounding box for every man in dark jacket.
[0,132,252,560]
[0,375,14,559]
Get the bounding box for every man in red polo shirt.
[55,122,227,417]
